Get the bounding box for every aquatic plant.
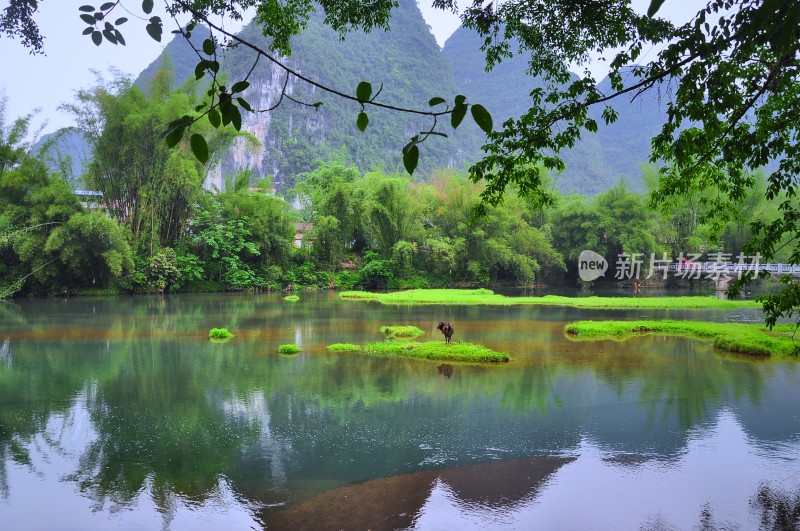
[278,344,301,354]
[326,343,362,352]
[565,320,798,357]
[209,328,233,340]
[379,325,424,339]
[283,295,300,302]
[340,289,760,310]
[361,340,510,363]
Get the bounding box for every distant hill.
[443,27,670,195]
[46,5,676,196]
[215,0,480,189]
[33,127,91,187]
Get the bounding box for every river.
[0,292,798,529]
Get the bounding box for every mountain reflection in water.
[262,457,572,529]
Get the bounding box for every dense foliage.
[0,79,772,296]
[3,0,799,328]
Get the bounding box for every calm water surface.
[0,292,798,530]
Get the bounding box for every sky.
[1,1,702,137]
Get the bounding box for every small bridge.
[654,262,800,291]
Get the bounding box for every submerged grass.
[339,289,760,310]
[379,325,425,339]
[564,320,799,358]
[359,340,510,363]
[326,343,362,352]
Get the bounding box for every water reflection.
[0,293,798,530]
[261,456,573,529]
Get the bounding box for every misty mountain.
[46,2,674,196]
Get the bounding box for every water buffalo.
[437,321,454,344]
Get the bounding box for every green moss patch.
[379,325,424,339]
[339,289,759,310]
[359,340,510,363]
[278,344,301,355]
[209,328,233,340]
[564,320,799,358]
[326,343,362,352]
[283,295,300,302]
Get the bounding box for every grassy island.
[326,340,510,363]
[339,289,760,310]
[564,320,798,357]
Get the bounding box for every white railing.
[654,262,800,275]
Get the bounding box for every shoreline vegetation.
[564,320,798,358]
[339,289,761,310]
[327,341,511,363]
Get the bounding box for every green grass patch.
[209,328,233,340]
[564,320,799,358]
[379,325,424,339]
[359,340,510,363]
[283,295,300,302]
[326,343,362,352]
[339,289,760,310]
[278,344,301,355]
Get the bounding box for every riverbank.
[339,289,761,310]
[564,320,798,357]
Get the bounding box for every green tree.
[190,200,262,289]
[62,67,234,255]
[7,0,800,322]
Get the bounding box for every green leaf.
[202,38,214,55]
[82,27,94,35]
[146,20,161,42]
[142,0,153,14]
[422,131,448,138]
[451,104,467,129]
[208,108,221,128]
[231,81,250,93]
[470,104,493,134]
[231,106,242,131]
[236,98,253,112]
[80,13,96,24]
[429,97,446,106]
[356,81,372,103]
[115,17,128,25]
[91,30,102,46]
[102,28,117,44]
[357,111,369,132]
[114,29,125,45]
[79,5,95,12]
[100,2,115,10]
[165,126,184,148]
[647,0,666,17]
[190,134,209,164]
[402,143,419,175]
[454,94,467,106]
[194,61,206,80]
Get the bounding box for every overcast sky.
[1,1,702,136]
